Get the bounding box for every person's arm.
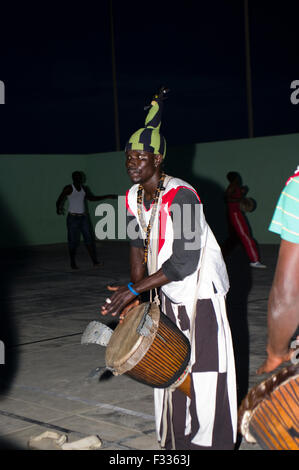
[257,239,299,374]
[84,186,117,201]
[56,185,72,214]
[130,246,146,284]
[101,265,170,319]
[101,188,201,318]
[225,183,243,203]
[161,188,201,281]
[101,244,170,320]
[101,207,169,318]
[241,185,249,196]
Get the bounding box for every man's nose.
[127,158,138,168]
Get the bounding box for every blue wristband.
[127,282,139,296]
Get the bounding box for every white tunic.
[126,176,237,449]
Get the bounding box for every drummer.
[101,88,237,450]
[258,166,299,375]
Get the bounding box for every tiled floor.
[0,241,290,451]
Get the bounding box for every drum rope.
[160,388,176,450]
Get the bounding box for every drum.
[105,302,191,397]
[238,364,299,450]
[240,197,256,213]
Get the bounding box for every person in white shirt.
[56,171,116,269]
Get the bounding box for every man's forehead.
[126,149,156,157]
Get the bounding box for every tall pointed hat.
[125,86,169,159]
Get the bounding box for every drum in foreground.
[105,302,191,396]
[238,364,299,450]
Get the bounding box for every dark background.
[0,0,299,154]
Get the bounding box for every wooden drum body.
[238,364,299,450]
[105,302,191,394]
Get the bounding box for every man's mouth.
[127,169,140,176]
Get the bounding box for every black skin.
[100,150,171,322]
[257,239,299,374]
[56,172,117,214]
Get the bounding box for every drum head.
[105,302,160,374]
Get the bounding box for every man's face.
[73,172,83,185]
[126,150,161,184]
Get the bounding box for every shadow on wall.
[0,197,32,449]
[165,144,251,408]
[165,144,228,243]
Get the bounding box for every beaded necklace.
[137,172,166,264]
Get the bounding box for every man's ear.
[154,154,163,167]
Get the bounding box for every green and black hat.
[125,87,169,159]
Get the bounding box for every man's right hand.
[101,285,140,320]
[119,298,141,324]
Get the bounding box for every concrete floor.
[0,241,284,451]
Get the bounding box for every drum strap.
[190,226,208,354]
[147,175,173,307]
[161,388,176,450]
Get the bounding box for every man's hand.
[56,207,64,215]
[100,285,139,320]
[119,298,141,324]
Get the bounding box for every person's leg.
[80,215,99,265]
[229,210,259,262]
[67,214,80,269]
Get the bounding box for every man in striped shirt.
[258,167,299,374]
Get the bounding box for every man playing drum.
[101,88,237,450]
[258,167,299,375]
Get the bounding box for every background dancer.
[223,171,266,268]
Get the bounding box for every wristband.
[127,282,139,296]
